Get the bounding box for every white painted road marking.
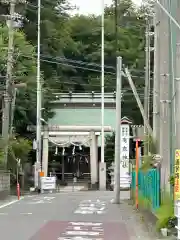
[61,186,84,192]
[27,196,55,204]
[0,197,24,209]
[58,221,104,240]
[20,212,33,215]
[74,200,106,214]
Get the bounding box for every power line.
[17,53,150,77]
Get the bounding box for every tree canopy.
[0,0,148,167]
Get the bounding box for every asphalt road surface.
[0,191,159,240]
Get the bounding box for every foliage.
[169,175,175,187]
[140,155,153,172]
[0,0,150,169]
[23,0,147,124]
[8,136,31,173]
[140,135,158,171]
[1,0,148,136]
[0,24,36,134]
[155,192,175,231]
[104,133,115,168]
[0,138,6,168]
[132,189,176,231]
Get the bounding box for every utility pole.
[175,3,180,148]
[2,0,16,168]
[153,1,160,151]
[35,0,42,187]
[101,0,105,165]
[125,68,153,136]
[99,0,106,191]
[144,20,150,155]
[113,56,122,204]
[159,0,171,189]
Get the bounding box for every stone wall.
[0,171,10,200]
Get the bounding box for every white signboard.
[120,124,130,188]
[41,177,56,190]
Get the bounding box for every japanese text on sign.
[174,149,180,200]
[120,125,129,169]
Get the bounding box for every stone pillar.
[99,162,106,190]
[90,131,98,185]
[42,126,49,177]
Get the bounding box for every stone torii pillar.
[90,131,98,185]
[42,126,49,177]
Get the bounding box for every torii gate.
[41,125,112,188]
[39,92,125,189]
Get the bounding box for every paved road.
[0,191,159,240]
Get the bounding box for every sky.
[70,0,142,15]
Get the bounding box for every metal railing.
[131,169,160,211]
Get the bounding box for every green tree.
[8,136,31,172]
[0,25,37,133]
[22,0,147,124]
[63,0,146,123]
[104,133,115,169]
[0,24,54,134]
[23,0,77,92]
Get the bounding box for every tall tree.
[23,0,77,92]
[62,0,146,123]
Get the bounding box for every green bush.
[155,192,174,231]
[132,190,175,231]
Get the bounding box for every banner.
[174,150,180,200]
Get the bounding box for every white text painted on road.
[74,199,106,214]
[27,196,55,204]
[58,221,104,240]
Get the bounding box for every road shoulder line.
[0,197,24,209]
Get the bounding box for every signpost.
[120,124,130,188]
[135,139,140,209]
[41,176,56,193]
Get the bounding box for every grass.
[131,189,175,231]
[155,192,175,231]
